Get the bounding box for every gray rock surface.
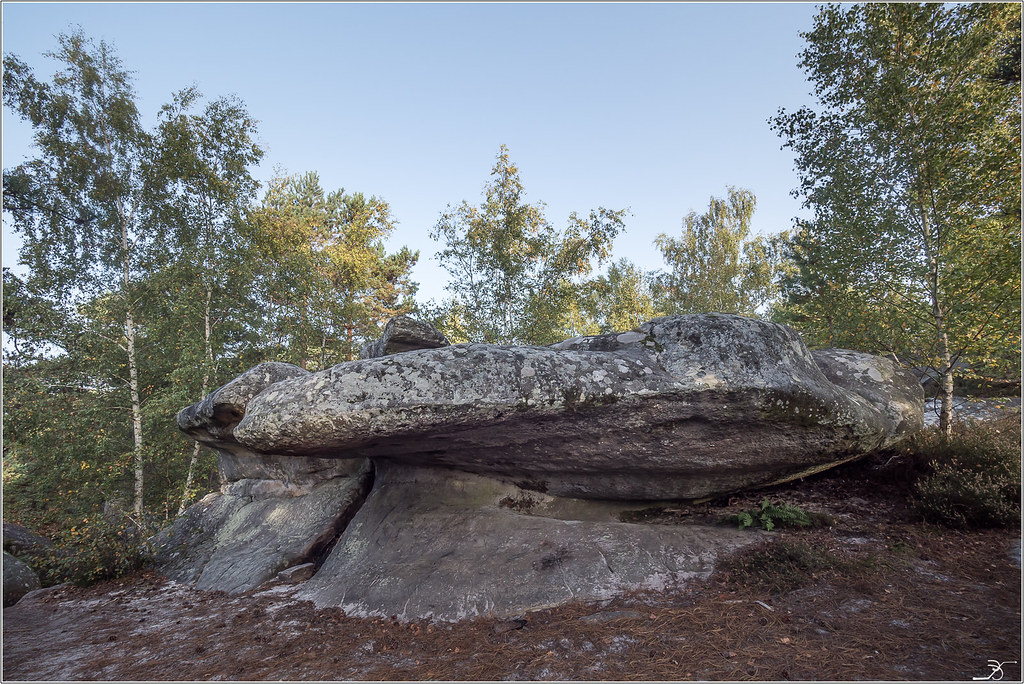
[811,348,924,447]
[219,314,922,500]
[296,463,759,621]
[3,522,54,558]
[177,361,362,484]
[163,314,926,619]
[152,464,372,593]
[359,315,450,359]
[3,551,41,607]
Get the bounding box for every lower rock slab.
[152,463,372,593]
[296,463,760,621]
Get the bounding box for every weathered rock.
[3,522,54,558]
[276,562,316,584]
[811,348,924,447]
[165,314,926,619]
[3,551,41,607]
[152,464,372,593]
[359,315,450,359]
[177,361,310,444]
[218,314,922,500]
[295,463,759,621]
[176,361,361,484]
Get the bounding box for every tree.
[770,222,926,354]
[654,187,783,317]
[430,145,627,345]
[770,3,1021,435]
[148,87,265,513]
[4,31,162,517]
[246,172,419,368]
[579,259,658,334]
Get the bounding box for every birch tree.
[770,3,1021,435]
[149,87,264,512]
[4,31,161,517]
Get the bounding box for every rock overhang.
[162,313,926,620]
[177,314,924,502]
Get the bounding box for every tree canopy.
[429,146,626,345]
[770,2,1021,434]
[654,187,784,318]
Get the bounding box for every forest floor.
[4,446,1021,681]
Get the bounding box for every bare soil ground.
[3,460,1021,682]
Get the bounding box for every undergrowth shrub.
[909,415,1021,529]
[31,516,155,587]
[721,499,832,531]
[717,539,875,595]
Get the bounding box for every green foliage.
[655,187,785,317]
[246,171,419,368]
[31,516,155,587]
[722,499,832,532]
[3,29,169,516]
[3,30,426,536]
[578,259,658,335]
[770,3,1022,434]
[910,416,1021,528]
[430,145,626,345]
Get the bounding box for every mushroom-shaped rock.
[161,314,925,618]
[221,314,922,500]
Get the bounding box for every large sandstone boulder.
[152,466,372,593]
[160,314,924,620]
[296,463,758,620]
[218,314,922,500]
[3,522,54,558]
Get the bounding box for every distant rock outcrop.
[157,314,924,621]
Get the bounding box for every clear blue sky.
[2,2,820,305]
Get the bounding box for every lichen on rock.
[157,313,925,621]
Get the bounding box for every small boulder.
[3,522,53,558]
[276,562,316,584]
[359,315,450,359]
[3,551,41,607]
